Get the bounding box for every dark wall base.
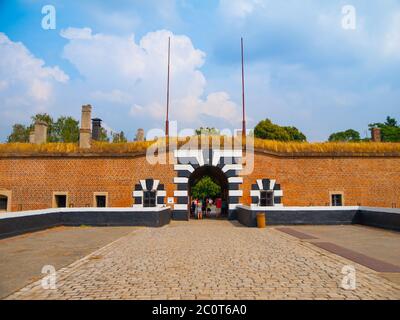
[0,212,63,240]
[63,210,171,228]
[236,206,399,231]
[228,210,237,220]
[0,208,171,239]
[172,210,189,221]
[358,210,400,232]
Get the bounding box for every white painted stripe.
[133,191,143,197]
[228,177,243,183]
[257,179,263,190]
[157,191,166,197]
[174,190,188,197]
[229,203,242,210]
[229,190,243,197]
[174,149,204,166]
[360,206,400,214]
[140,180,146,190]
[174,177,189,184]
[274,203,284,207]
[274,190,283,197]
[0,206,170,220]
[250,190,260,197]
[222,164,242,172]
[153,180,159,191]
[174,204,188,211]
[269,179,276,190]
[174,164,194,173]
[132,204,144,209]
[235,205,361,211]
[1,206,397,221]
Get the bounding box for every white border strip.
[174,191,188,197]
[236,205,361,212]
[133,191,142,197]
[1,206,399,221]
[222,164,242,172]
[229,190,243,197]
[0,206,171,220]
[174,164,194,173]
[228,177,243,184]
[174,177,189,184]
[174,204,188,211]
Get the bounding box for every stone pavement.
[5,220,400,300]
[0,226,135,298]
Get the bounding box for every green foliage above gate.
[191,176,222,200]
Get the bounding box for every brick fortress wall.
[1,152,399,211]
[241,153,400,208]
[0,155,176,211]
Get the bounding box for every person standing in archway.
[197,199,203,220]
[191,200,196,218]
[216,198,222,218]
[222,200,227,216]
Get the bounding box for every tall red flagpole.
[241,37,246,140]
[165,37,171,137]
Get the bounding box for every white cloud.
[383,12,400,58]
[0,33,69,132]
[219,0,266,19]
[91,89,132,104]
[61,28,241,128]
[60,27,93,40]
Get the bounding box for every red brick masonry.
[0,150,399,211]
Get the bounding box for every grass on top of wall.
[252,139,400,154]
[0,137,399,155]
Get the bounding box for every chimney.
[29,131,35,144]
[135,128,145,142]
[79,104,92,149]
[371,127,381,142]
[34,121,48,144]
[92,118,102,141]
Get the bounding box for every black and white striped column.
[250,179,283,207]
[132,178,166,208]
[173,149,243,215]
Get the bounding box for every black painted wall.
[358,210,400,232]
[236,206,399,231]
[0,208,171,239]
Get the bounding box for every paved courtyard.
[4,220,400,300]
[0,226,135,298]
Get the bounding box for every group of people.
[190,198,226,219]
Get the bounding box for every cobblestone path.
[6,220,400,300]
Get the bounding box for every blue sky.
[0,0,399,141]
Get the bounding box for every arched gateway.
[173,149,243,220]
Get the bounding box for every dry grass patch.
[0,137,399,155]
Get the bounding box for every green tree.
[191,176,221,200]
[7,113,81,143]
[31,113,56,142]
[369,116,400,142]
[98,127,109,142]
[195,127,220,135]
[254,119,307,141]
[328,129,361,142]
[112,131,127,143]
[54,116,79,143]
[7,124,30,143]
[283,126,307,142]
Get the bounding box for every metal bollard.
[256,213,266,228]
